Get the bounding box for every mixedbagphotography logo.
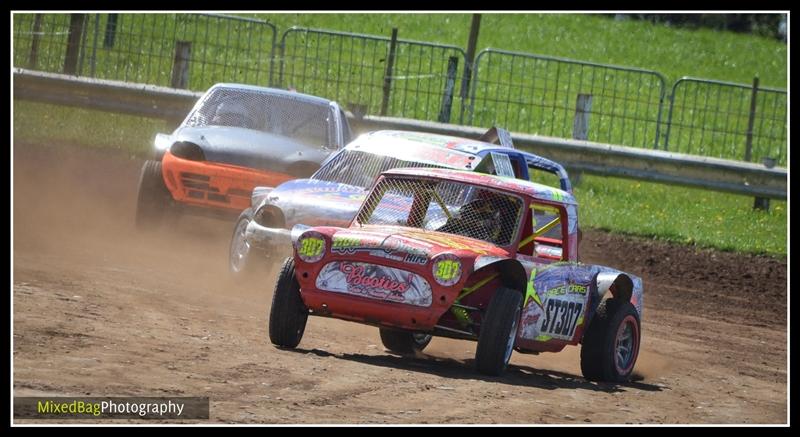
[14,397,209,420]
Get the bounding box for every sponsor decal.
[340,262,410,293]
[392,230,492,255]
[544,283,588,296]
[315,261,432,307]
[331,234,430,265]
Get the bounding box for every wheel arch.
[254,203,286,228]
[472,256,527,295]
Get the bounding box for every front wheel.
[580,298,641,382]
[379,329,432,354]
[475,287,523,376]
[268,257,308,348]
[135,160,173,230]
[229,208,258,279]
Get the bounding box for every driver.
[438,193,515,243]
[211,100,258,130]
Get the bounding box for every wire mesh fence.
[663,78,787,166]
[278,27,467,123]
[12,13,277,91]
[468,49,667,149]
[12,13,787,166]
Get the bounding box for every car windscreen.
[356,176,524,247]
[184,88,333,147]
[311,149,445,189]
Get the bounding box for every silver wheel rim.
[504,307,520,365]
[412,333,432,347]
[615,320,635,371]
[230,219,250,272]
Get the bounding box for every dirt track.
[12,142,788,424]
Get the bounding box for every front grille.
[228,188,251,198]
[180,172,228,203]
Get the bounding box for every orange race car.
[135,83,352,228]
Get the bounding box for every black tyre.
[229,208,262,279]
[475,287,523,376]
[135,160,172,230]
[580,298,641,382]
[268,257,308,348]
[379,329,432,354]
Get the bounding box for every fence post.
[744,76,759,162]
[63,13,86,75]
[103,14,118,48]
[572,94,593,140]
[569,93,593,185]
[438,56,459,123]
[28,14,43,69]
[380,28,398,116]
[77,14,89,76]
[171,41,192,89]
[753,157,774,211]
[459,13,481,124]
[90,14,100,77]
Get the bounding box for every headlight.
[170,141,205,161]
[296,231,326,263]
[431,254,462,286]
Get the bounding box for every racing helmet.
[212,99,258,129]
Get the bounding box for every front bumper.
[161,151,295,212]
[245,219,293,255]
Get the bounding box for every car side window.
[518,203,565,261]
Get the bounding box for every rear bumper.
[161,151,295,212]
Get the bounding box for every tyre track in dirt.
[12,142,787,424]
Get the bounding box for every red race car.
[135,83,351,228]
[269,168,644,382]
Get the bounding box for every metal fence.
[468,49,668,149]
[12,13,277,91]
[663,78,788,166]
[277,27,467,124]
[12,13,787,166]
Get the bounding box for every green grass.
[244,13,786,87]
[13,100,168,157]
[576,175,786,256]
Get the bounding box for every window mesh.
[312,150,445,189]
[357,177,523,247]
[184,87,335,148]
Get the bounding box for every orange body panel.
[161,150,296,212]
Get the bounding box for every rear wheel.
[580,298,641,382]
[475,287,523,376]
[268,257,308,348]
[379,329,432,354]
[135,160,173,230]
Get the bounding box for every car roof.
[207,83,334,106]
[347,130,512,156]
[342,131,483,170]
[381,167,577,205]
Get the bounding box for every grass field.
[246,13,787,87]
[12,13,788,256]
